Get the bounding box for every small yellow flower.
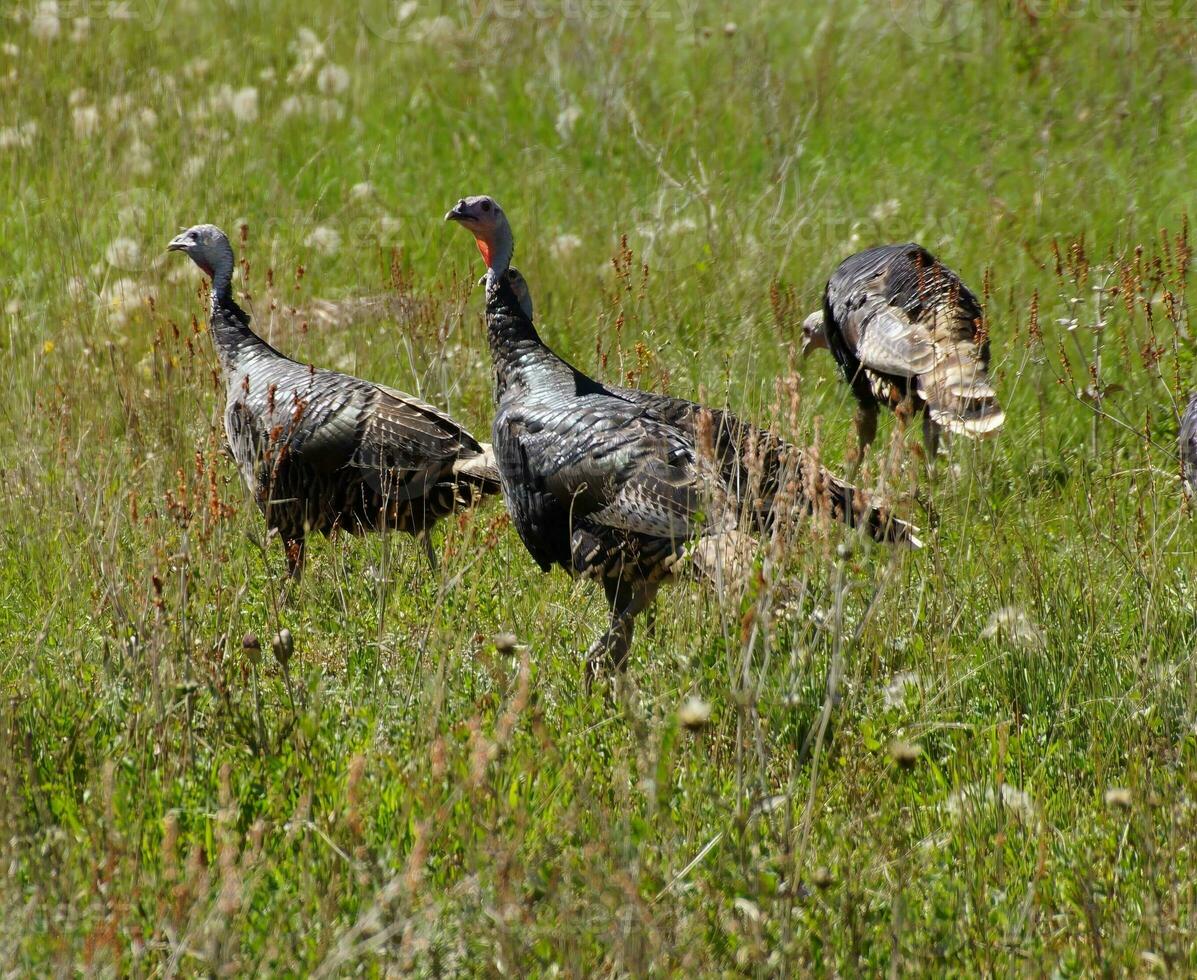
[43,340,55,354]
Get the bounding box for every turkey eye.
[481,201,491,212]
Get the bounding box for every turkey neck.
[484,275,570,402]
[206,261,273,373]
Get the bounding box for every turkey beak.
[444,202,470,224]
[167,233,191,253]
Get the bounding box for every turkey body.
[815,243,1004,453]
[170,224,499,577]
[484,271,917,677]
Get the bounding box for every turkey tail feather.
[452,443,502,490]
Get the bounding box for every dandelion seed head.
[181,155,205,180]
[550,233,583,260]
[981,606,1045,650]
[279,94,306,119]
[29,2,61,41]
[71,105,99,138]
[230,86,259,124]
[305,225,341,257]
[105,237,141,269]
[316,63,349,96]
[555,104,582,140]
[349,181,374,201]
[124,138,153,176]
[1104,787,1133,809]
[411,16,457,45]
[0,121,36,150]
[316,98,344,123]
[678,695,712,730]
[946,782,1036,823]
[883,671,921,709]
[377,214,401,242]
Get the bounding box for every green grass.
[2,1,1196,973]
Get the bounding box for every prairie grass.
[2,0,1196,973]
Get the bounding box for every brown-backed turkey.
[802,243,1005,457]
[167,223,499,577]
[446,197,919,680]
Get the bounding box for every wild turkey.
[167,223,500,577]
[446,197,919,679]
[802,243,1005,457]
[1181,391,1197,497]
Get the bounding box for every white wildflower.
[667,217,698,237]
[395,1,418,23]
[2,43,20,57]
[550,233,583,260]
[981,606,1045,650]
[946,782,1036,824]
[72,105,100,138]
[555,104,581,140]
[70,16,89,42]
[883,671,921,709]
[68,87,88,106]
[316,63,349,96]
[106,2,134,21]
[349,181,374,201]
[230,86,258,124]
[134,107,158,130]
[258,66,276,85]
[5,299,20,316]
[66,276,88,302]
[0,121,36,150]
[105,237,141,269]
[30,2,61,41]
[305,225,341,257]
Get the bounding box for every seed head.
[272,628,293,666]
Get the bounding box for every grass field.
[3,0,1197,973]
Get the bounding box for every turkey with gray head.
[802,243,1005,457]
[1181,391,1197,497]
[167,223,500,578]
[446,196,919,681]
